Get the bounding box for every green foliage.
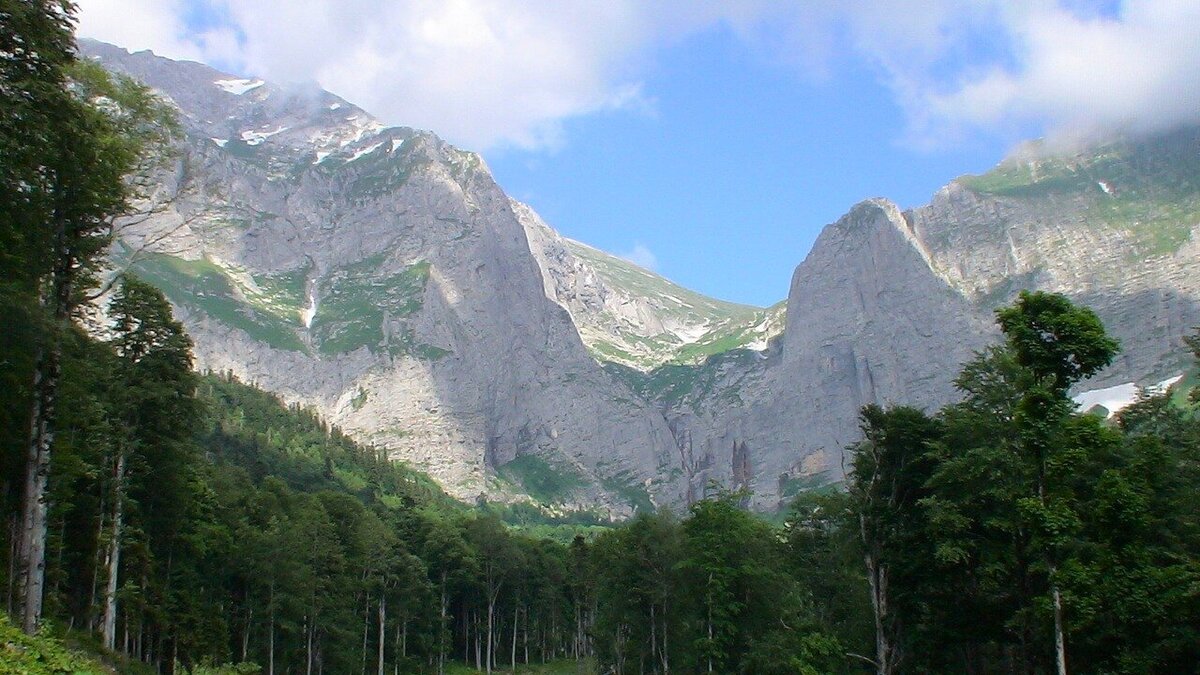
[838,294,1200,673]
[0,614,111,675]
[995,290,1120,392]
[497,455,585,504]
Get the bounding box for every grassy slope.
[564,240,786,369]
[124,247,446,359]
[957,127,1200,258]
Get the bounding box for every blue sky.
[486,23,1025,306]
[75,1,1200,307]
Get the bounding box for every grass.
[778,471,835,500]
[958,128,1200,258]
[0,612,114,674]
[313,259,437,356]
[498,455,585,504]
[129,253,307,352]
[599,470,654,514]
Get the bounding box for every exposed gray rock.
[84,40,1200,512]
[85,40,684,514]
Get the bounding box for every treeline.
[4,330,861,674]
[836,291,1200,674]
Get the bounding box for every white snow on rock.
[214,78,264,95]
[240,126,288,146]
[210,138,228,148]
[1073,374,1183,417]
[347,142,383,163]
[314,151,331,164]
[1098,180,1114,195]
[390,138,405,153]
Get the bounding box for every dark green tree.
[848,405,941,675]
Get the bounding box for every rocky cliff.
[86,40,1200,512]
[86,40,686,513]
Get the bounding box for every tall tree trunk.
[511,603,518,672]
[101,449,127,651]
[242,605,251,663]
[661,597,669,674]
[18,339,58,634]
[438,572,447,675]
[87,499,106,632]
[1051,572,1068,675]
[306,616,314,675]
[6,514,17,616]
[362,592,370,675]
[377,592,386,675]
[268,587,276,675]
[487,595,496,675]
[864,548,897,675]
[650,602,657,671]
[18,224,73,635]
[1036,456,1068,675]
[474,612,481,671]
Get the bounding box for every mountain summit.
[85,40,1200,511]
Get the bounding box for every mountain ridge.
[84,39,1200,512]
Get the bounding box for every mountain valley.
[86,40,1200,513]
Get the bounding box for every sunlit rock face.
[88,39,1200,511]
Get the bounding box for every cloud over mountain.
[75,1,1200,151]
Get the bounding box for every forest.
[3,2,1200,673]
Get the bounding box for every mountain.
[84,40,692,515]
[913,128,1200,383]
[84,40,1200,512]
[517,202,786,370]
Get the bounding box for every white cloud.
[71,0,1200,152]
[74,0,202,62]
[201,0,671,151]
[827,0,1200,146]
[617,243,658,272]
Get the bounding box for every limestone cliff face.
[653,200,991,508]
[86,40,1200,512]
[907,129,1200,384]
[86,40,683,513]
[516,202,783,370]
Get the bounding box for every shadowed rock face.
[85,40,1200,511]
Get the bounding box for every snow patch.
[339,119,387,148]
[240,126,288,146]
[390,138,405,153]
[1097,180,1114,195]
[1073,374,1183,417]
[329,102,342,110]
[313,151,331,164]
[210,138,228,148]
[214,78,264,95]
[347,142,383,163]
